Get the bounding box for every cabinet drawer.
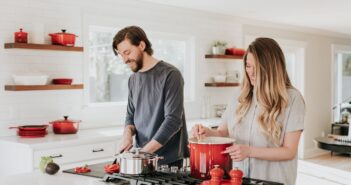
[34,142,115,168]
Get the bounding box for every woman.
[192,37,305,185]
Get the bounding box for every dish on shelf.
[12,75,48,85]
[52,78,73,85]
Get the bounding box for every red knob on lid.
[229,167,243,185]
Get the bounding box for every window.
[332,45,351,122]
[88,26,194,104]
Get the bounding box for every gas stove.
[102,172,283,185]
[63,162,283,185]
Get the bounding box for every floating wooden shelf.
[204,82,240,87]
[5,84,84,91]
[4,43,83,52]
[205,54,243,59]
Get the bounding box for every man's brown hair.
[112,26,153,56]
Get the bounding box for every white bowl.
[213,75,226,83]
[13,75,48,85]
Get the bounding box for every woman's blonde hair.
[235,37,292,146]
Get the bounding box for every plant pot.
[212,46,225,55]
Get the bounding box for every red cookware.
[225,48,246,56]
[189,137,235,179]
[9,125,48,131]
[9,125,48,138]
[52,78,73,85]
[48,29,77,46]
[14,28,28,43]
[50,116,81,134]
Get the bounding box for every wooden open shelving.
[4,84,84,91]
[205,54,243,59]
[4,43,83,52]
[204,82,240,87]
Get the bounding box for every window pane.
[88,26,192,104]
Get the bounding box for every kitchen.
[1,0,351,184]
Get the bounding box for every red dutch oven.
[48,29,77,46]
[14,28,28,43]
[50,116,81,134]
[189,137,235,179]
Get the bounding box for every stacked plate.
[10,125,48,138]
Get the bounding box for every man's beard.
[128,55,143,72]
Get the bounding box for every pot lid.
[50,116,80,124]
[118,148,157,159]
[51,29,76,36]
[188,136,235,144]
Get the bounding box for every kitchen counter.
[0,117,221,149]
[0,126,125,150]
[0,171,107,185]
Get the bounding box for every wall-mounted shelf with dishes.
[204,82,240,87]
[4,84,84,91]
[4,43,83,52]
[205,54,243,60]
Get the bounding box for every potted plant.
[212,40,227,55]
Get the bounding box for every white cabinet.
[0,126,123,176]
[33,141,116,168]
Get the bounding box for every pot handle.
[8,126,18,129]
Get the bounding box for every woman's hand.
[223,144,251,161]
[191,124,210,139]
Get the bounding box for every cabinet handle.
[92,148,104,153]
[49,154,63,158]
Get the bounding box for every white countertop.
[0,126,125,150]
[0,171,107,185]
[0,118,222,149]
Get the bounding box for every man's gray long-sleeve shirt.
[125,61,190,164]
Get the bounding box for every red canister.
[189,137,235,179]
[14,28,28,43]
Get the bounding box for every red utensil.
[50,116,81,134]
[48,29,77,46]
[14,28,28,43]
[52,78,73,85]
[189,137,235,179]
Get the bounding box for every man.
[112,26,189,167]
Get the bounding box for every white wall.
[1,0,351,158]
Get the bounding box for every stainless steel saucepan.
[115,148,163,175]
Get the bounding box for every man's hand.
[118,125,135,153]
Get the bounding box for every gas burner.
[103,172,202,185]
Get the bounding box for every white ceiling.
[140,0,351,36]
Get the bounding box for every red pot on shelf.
[48,29,77,46]
[50,116,81,134]
[14,28,28,43]
[189,137,235,179]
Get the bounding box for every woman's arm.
[223,130,302,161]
[191,122,229,138]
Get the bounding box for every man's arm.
[141,70,184,153]
[119,77,136,153]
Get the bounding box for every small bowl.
[52,78,73,85]
[213,75,226,83]
[13,75,48,85]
